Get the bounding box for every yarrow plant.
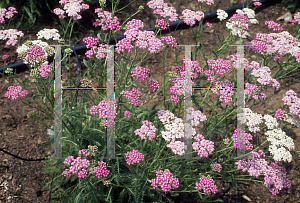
[1,0,300,202]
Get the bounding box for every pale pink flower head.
[179,9,204,26]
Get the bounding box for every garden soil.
[1,0,300,202]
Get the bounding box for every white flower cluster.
[264,114,279,130]
[217,9,228,21]
[37,28,61,41]
[161,117,185,142]
[265,128,295,162]
[226,8,258,39]
[237,108,263,133]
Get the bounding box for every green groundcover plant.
[1,0,300,202]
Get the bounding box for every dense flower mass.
[237,151,291,195]
[250,31,300,62]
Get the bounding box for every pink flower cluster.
[160,36,177,48]
[93,8,121,31]
[83,37,110,60]
[195,175,218,194]
[125,149,145,165]
[290,12,300,25]
[179,9,204,26]
[186,107,207,127]
[0,7,18,24]
[192,134,215,158]
[116,19,176,54]
[265,21,283,31]
[146,0,178,22]
[155,19,169,30]
[79,149,91,157]
[207,58,232,75]
[0,29,24,46]
[252,32,300,62]
[282,90,300,118]
[134,120,157,140]
[62,156,91,178]
[148,78,160,92]
[131,66,150,81]
[253,0,262,6]
[206,22,212,28]
[2,55,9,60]
[236,150,291,195]
[231,128,253,150]
[4,86,28,100]
[230,54,251,70]
[226,8,258,39]
[274,109,285,119]
[53,0,89,20]
[211,162,222,172]
[210,79,236,105]
[198,0,214,6]
[90,161,110,179]
[124,110,131,118]
[39,63,54,77]
[120,88,143,106]
[17,44,47,67]
[80,78,91,87]
[90,100,118,126]
[170,59,202,103]
[251,65,280,90]
[244,83,260,98]
[148,169,179,193]
[273,55,281,62]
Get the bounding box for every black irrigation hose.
[0,0,281,202]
